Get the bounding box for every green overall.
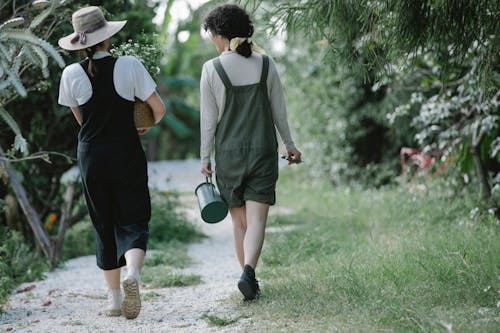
[213,55,278,208]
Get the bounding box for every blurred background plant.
[238,0,499,208]
[109,32,162,80]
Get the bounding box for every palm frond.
[0,18,24,32]
[0,42,12,62]
[0,106,23,137]
[0,60,26,96]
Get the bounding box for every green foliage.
[0,227,49,311]
[141,266,201,288]
[109,32,162,80]
[0,0,65,155]
[278,38,414,186]
[239,169,500,332]
[140,0,217,161]
[385,44,499,196]
[0,0,161,242]
[62,218,95,260]
[144,241,192,269]
[148,190,204,248]
[243,0,499,195]
[201,313,241,326]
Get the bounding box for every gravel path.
[0,160,261,333]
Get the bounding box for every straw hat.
[58,6,126,51]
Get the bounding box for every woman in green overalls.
[58,7,165,318]
[200,4,302,300]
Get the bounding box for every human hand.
[285,148,302,165]
[201,162,213,176]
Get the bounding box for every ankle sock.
[126,267,140,282]
[109,288,122,309]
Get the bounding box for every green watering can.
[195,175,228,223]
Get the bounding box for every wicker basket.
[134,98,155,129]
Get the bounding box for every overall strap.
[260,55,269,83]
[213,58,232,89]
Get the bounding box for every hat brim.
[58,20,127,51]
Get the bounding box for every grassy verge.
[141,240,201,288]
[237,168,499,332]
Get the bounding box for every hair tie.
[229,37,266,54]
[229,37,250,51]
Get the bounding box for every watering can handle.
[206,175,215,195]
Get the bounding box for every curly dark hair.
[203,4,254,58]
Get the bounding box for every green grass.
[142,291,162,301]
[141,266,201,288]
[238,169,500,332]
[200,313,241,326]
[141,241,201,288]
[144,241,192,269]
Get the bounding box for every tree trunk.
[471,146,491,200]
[471,136,491,200]
[50,183,75,268]
[0,146,52,259]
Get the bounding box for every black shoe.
[238,265,260,301]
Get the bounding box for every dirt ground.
[0,160,263,333]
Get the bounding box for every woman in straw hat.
[58,6,165,319]
[200,4,302,301]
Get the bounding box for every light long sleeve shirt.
[200,51,296,164]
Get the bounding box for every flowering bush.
[110,33,162,79]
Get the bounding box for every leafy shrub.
[62,218,95,260]
[148,190,204,248]
[0,227,49,311]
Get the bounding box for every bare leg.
[243,200,269,269]
[103,268,120,289]
[124,248,145,277]
[230,206,247,269]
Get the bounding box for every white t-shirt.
[200,51,296,163]
[58,51,156,107]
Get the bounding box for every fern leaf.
[1,29,41,44]
[11,51,26,73]
[0,60,27,96]
[0,106,22,137]
[0,18,25,32]
[37,39,64,68]
[1,29,64,68]
[13,134,28,155]
[0,79,10,90]
[29,8,53,30]
[29,45,49,71]
[20,45,39,66]
[30,0,61,30]
[0,42,12,62]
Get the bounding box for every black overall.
[77,56,150,270]
[213,55,279,208]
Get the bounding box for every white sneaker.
[121,275,141,319]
